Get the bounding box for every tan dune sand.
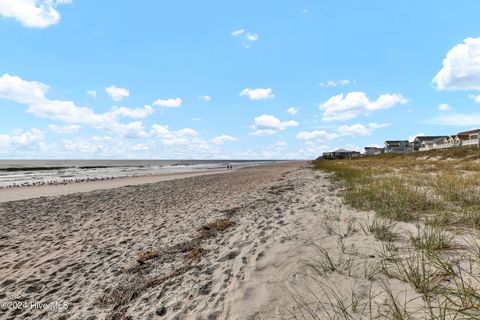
[0,162,446,319]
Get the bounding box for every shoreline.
[0,169,231,203]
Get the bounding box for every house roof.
[431,137,448,143]
[364,146,383,149]
[457,129,480,136]
[332,148,352,153]
[414,136,449,142]
[385,140,408,143]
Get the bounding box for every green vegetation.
[313,147,480,226]
[301,147,480,319]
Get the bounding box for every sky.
[0,1,480,159]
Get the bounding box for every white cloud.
[337,123,390,136]
[110,105,154,118]
[287,106,298,115]
[153,97,182,108]
[0,128,52,158]
[432,113,480,126]
[231,29,258,48]
[0,74,154,138]
[438,103,451,111]
[251,115,298,135]
[213,135,238,144]
[0,0,70,28]
[319,79,351,87]
[409,133,425,142]
[48,124,81,134]
[105,85,129,102]
[231,29,245,36]
[240,88,274,100]
[469,94,480,103]
[199,95,211,102]
[87,90,96,98]
[192,118,201,121]
[433,37,480,90]
[0,73,49,104]
[296,130,338,141]
[320,91,407,121]
[275,141,288,147]
[150,124,201,146]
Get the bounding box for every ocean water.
[0,160,275,188]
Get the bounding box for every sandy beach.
[0,161,450,319]
[1,162,315,319]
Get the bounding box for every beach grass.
[306,147,480,319]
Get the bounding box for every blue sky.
[1,1,480,159]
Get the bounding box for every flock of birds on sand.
[0,164,237,190]
[0,175,142,189]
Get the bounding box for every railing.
[435,142,453,149]
[462,139,479,146]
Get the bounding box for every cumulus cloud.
[105,85,129,102]
[409,133,425,142]
[433,37,480,90]
[469,94,480,103]
[240,88,274,100]
[212,135,238,144]
[251,115,298,135]
[199,95,211,102]
[0,128,52,158]
[0,0,71,28]
[110,105,154,118]
[296,130,338,141]
[0,74,155,138]
[319,79,351,87]
[438,103,451,111]
[337,123,390,136]
[319,91,407,121]
[287,107,298,115]
[153,97,182,108]
[48,124,81,134]
[150,124,201,146]
[86,90,96,98]
[0,73,49,104]
[231,29,258,48]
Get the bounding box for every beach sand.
[0,170,231,203]
[0,162,424,319]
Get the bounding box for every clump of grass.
[368,218,396,242]
[410,225,452,253]
[344,177,432,221]
[136,249,159,264]
[313,160,437,222]
[185,246,206,263]
[197,218,235,238]
[463,206,480,228]
[382,250,438,295]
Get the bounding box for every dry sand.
[0,162,429,319]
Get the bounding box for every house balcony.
[462,138,479,146]
[434,142,453,149]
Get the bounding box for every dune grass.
[303,147,480,319]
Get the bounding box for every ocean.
[0,160,276,188]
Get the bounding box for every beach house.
[457,129,480,147]
[412,136,449,152]
[364,146,384,156]
[384,140,411,154]
[322,149,359,160]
